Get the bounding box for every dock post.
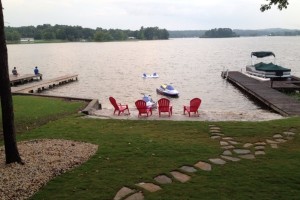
[270,78,274,88]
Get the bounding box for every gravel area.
[0,139,98,200]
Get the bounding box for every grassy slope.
[1,96,300,200]
[0,95,86,134]
[18,117,300,200]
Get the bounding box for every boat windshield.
[166,85,174,90]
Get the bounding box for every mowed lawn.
[1,96,300,200]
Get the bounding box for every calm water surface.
[7,37,300,120]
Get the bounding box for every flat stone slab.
[114,187,136,200]
[275,138,287,143]
[221,145,235,150]
[243,143,253,148]
[254,146,265,150]
[136,182,161,192]
[255,151,266,155]
[233,149,251,155]
[154,175,172,184]
[211,133,224,136]
[222,137,233,140]
[283,131,296,136]
[210,127,221,130]
[255,142,266,146]
[270,144,278,149]
[273,134,283,139]
[194,161,212,171]
[124,192,144,200]
[170,171,191,183]
[228,140,239,145]
[222,150,232,156]
[221,155,240,162]
[211,136,221,139]
[220,141,229,146]
[239,154,255,160]
[210,130,222,134]
[266,139,279,144]
[209,158,226,165]
[180,166,197,173]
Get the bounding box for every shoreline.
[89,108,284,122]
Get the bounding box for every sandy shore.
[89,108,284,122]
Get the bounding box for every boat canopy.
[251,51,275,58]
[254,62,291,72]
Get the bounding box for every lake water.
[7,37,300,121]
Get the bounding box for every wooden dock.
[222,71,300,116]
[10,74,42,86]
[12,74,78,94]
[11,74,101,115]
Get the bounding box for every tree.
[261,0,289,12]
[203,28,238,38]
[5,30,20,41]
[0,1,22,164]
[94,31,113,42]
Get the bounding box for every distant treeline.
[201,28,239,38]
[4,24,169,42]
[169,28,300,38]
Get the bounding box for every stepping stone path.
[209,158,226,165]
[154,175,172,184]
[220,141,229,146]
[254,146,265,150]
[222,150,232,156]
[221,155,240,162]
[170,171,191,183]
[194,161,212,171]
[135,182,161,192]
[243,143,253,148]
[124,192,144,200]
[114,187,136,200]
[180,166,198,173]
[112,125,297,199]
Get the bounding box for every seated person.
[34,66,39,75]
[12,67,18,76]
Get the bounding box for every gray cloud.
[3,0,300,30]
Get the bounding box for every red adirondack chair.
[158,98,172,117]
[109,97,130,115]
[183,98,201,117]
[135,100,152,117]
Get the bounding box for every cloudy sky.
[2,0,300,30]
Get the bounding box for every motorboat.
[142,94,157,109]
[245,51,291,80]
[142,72,159,78]
[156,84,179,97]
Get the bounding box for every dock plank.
[223,71,300,116]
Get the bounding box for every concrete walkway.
[112,125,297,200]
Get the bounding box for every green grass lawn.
[1,96,300,200]
[0,95,86,133]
